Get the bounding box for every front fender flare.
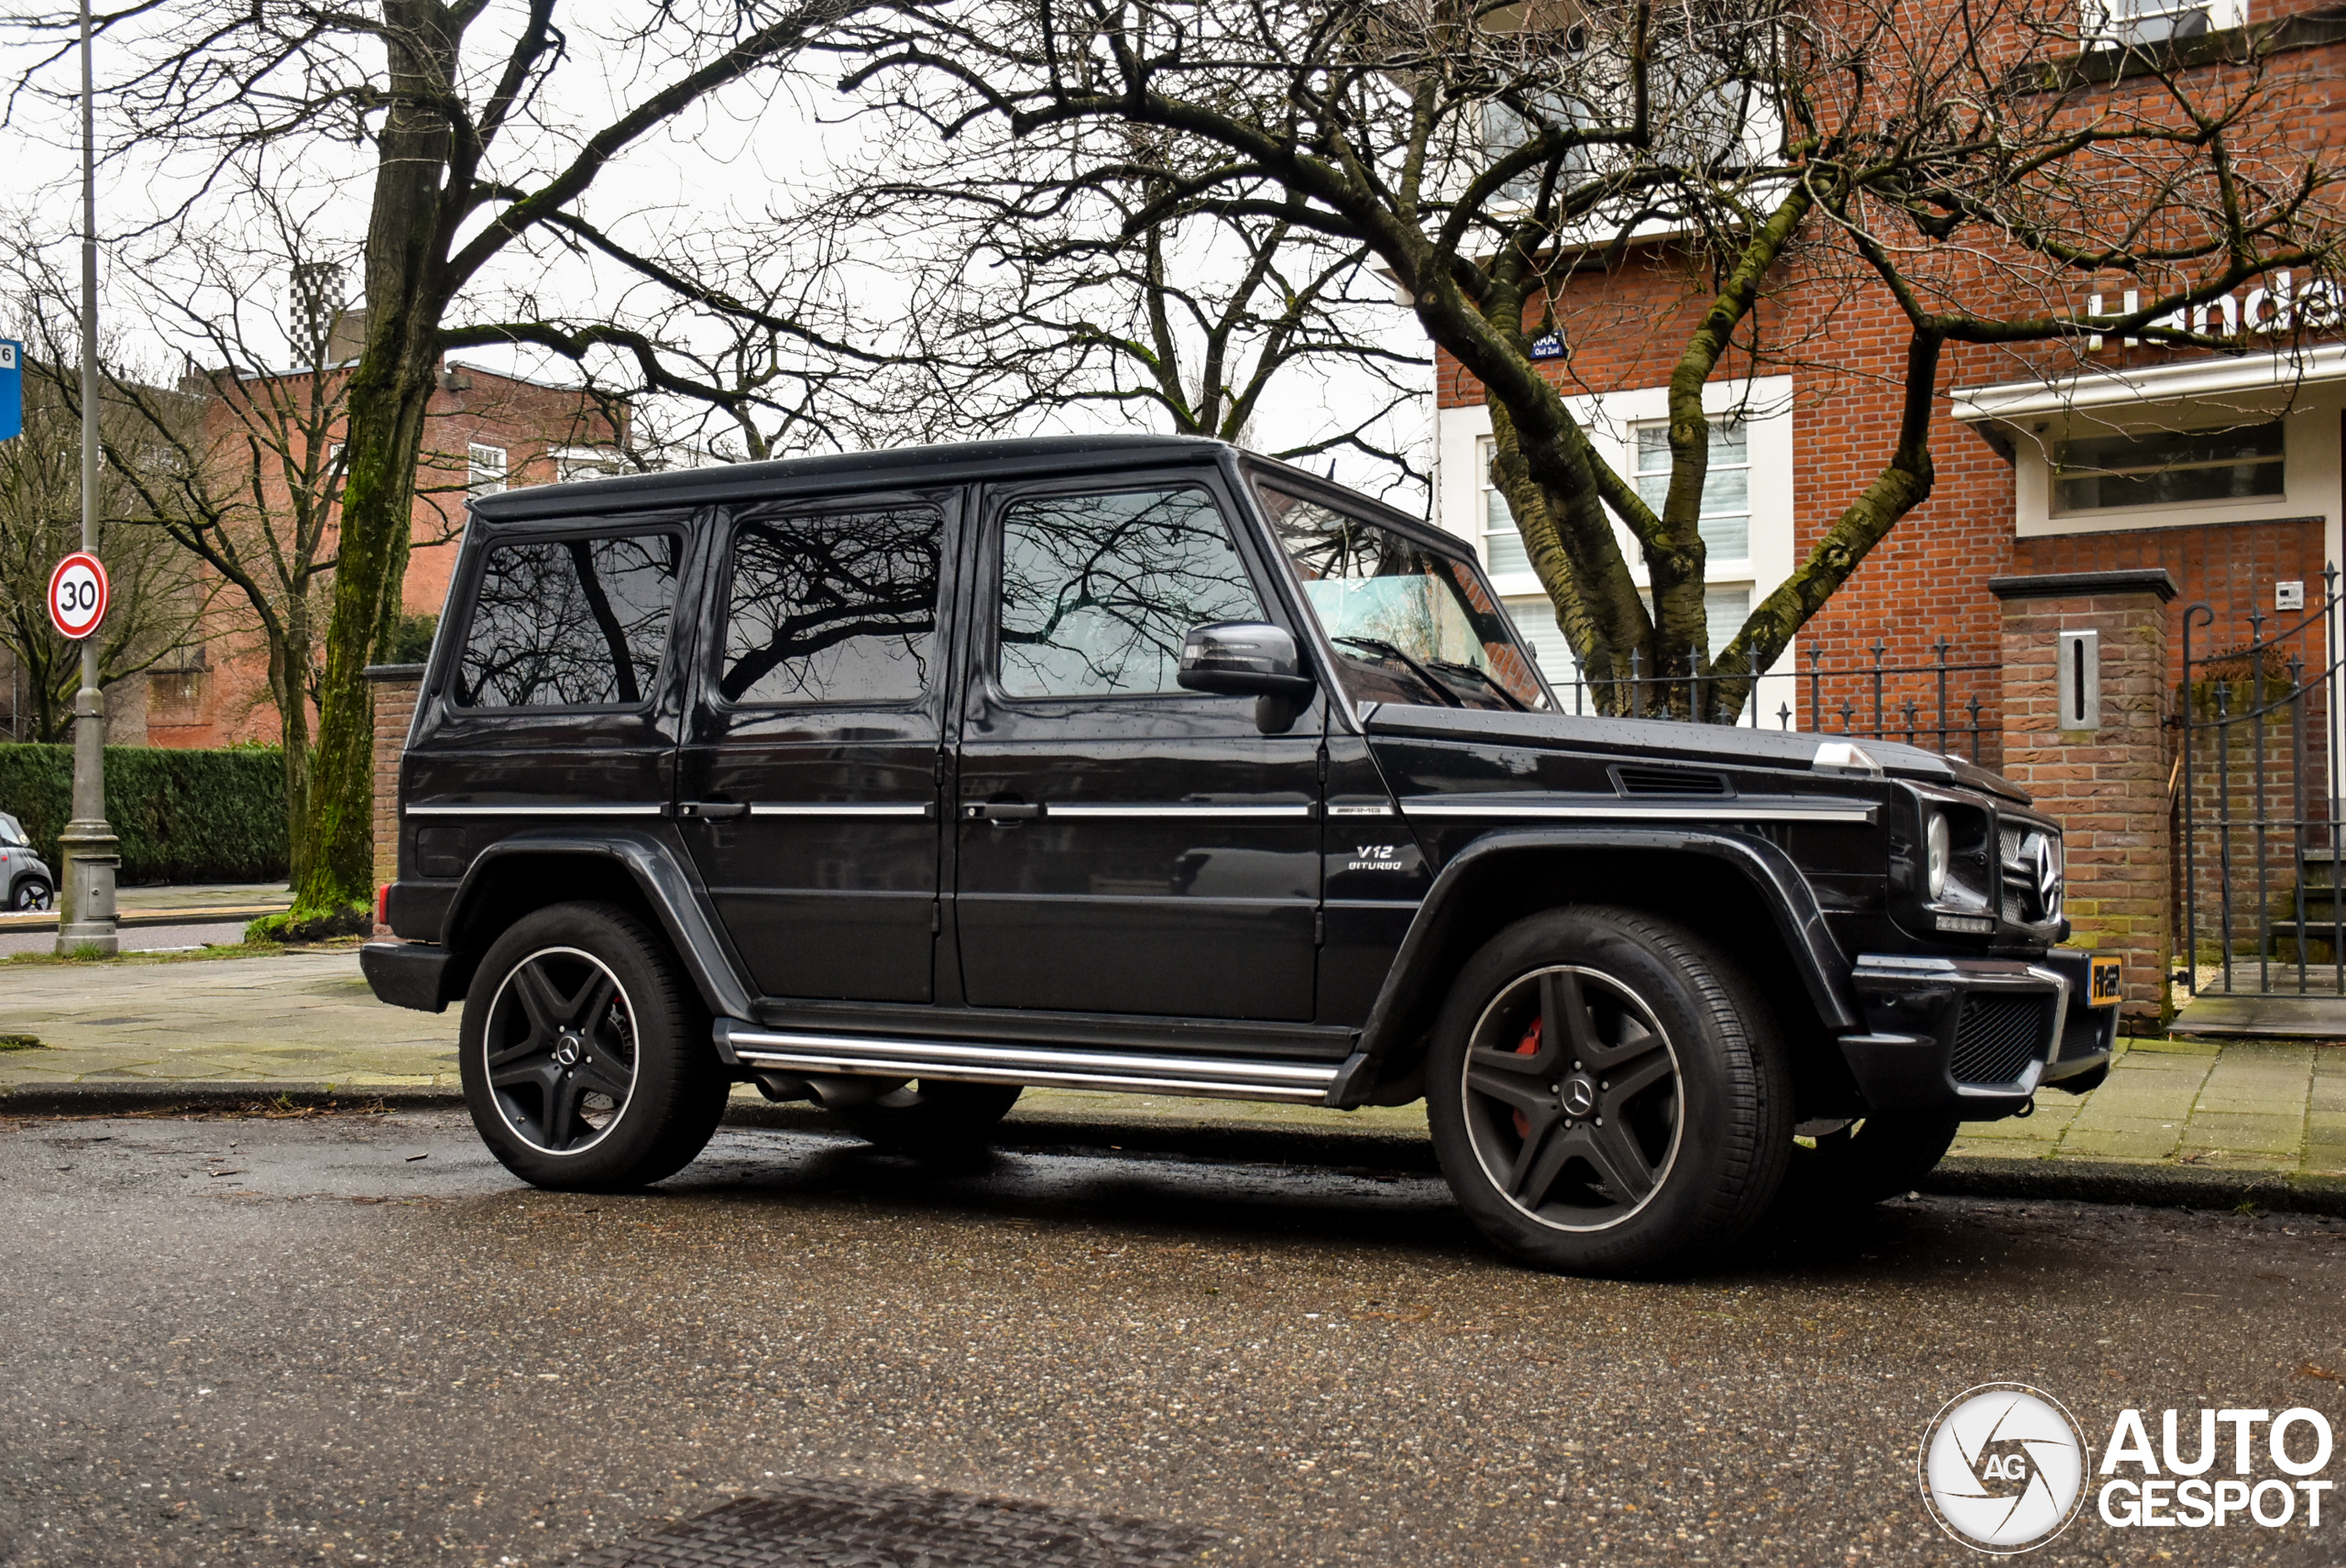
[1327,828,1858,1108]
[444,828,755,1025]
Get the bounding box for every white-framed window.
[467,443,508,497]
[1633,420,1750,561]
[2088,0,2242,45]
[2051,421,2285,513]
[554,446,624,484]
[1478,437,1532,576]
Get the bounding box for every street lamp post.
[54,0,116,956]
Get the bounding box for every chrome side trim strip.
[404,803,665,817]
[1044,802,1315,819]
[747,803,931,817]
[1398,796,1877,824]
[723,1025,1340,1102]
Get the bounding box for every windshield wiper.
[1332,636,1464,708]
[1425,656,1530,712]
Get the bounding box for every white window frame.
[1629,417,1754,567]
[2087,0,2243,46]
[467,442,509,497]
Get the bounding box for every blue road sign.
[0,339,20,442]
[0,340,20,442]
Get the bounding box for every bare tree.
[852,116,1428,489]
[850,0,2343,716]
[7,0,893,920]
[0,286,209,743]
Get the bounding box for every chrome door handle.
[961,801,1042,822]
[675,800,750,821]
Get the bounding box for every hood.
[1360,705,2034,805]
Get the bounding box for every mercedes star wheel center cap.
[1562,1075,1599,1118]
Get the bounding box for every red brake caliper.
[1512,1014,1541,1138]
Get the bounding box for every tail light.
[376,883,391,928]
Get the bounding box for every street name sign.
[48,552,109,641]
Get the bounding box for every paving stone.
[2177,1113,2305,1157]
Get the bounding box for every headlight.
[1925,810,1952,901]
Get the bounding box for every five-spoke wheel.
[1459,965,1683,1231]
[481,946,641,1155]
[459,901,728,1190]
[1427,907,1793,1275]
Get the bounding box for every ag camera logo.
[1919,1384,2089,1553]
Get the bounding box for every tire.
[1779,1113,1961,1210]
[458,901,729,1190]
[10,877,53,912]
[830,1080,1023,1155]
[1425,906,1794,1276]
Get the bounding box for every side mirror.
[1177,621,1317,734]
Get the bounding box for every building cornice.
[1950,342,2346,424]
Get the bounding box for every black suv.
[362,434,2114,1273]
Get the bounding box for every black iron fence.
[1545,636,2001,762]
[2176,568,2344,999]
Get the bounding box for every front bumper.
[1837,949,2115,1119]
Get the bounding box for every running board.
[716,1022,1342,1104]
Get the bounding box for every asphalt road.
[3,1109,2343,1567]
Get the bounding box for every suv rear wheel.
[459,901,729,1190]
[830,1080,1023,1155]
[1425,907,1793,1276]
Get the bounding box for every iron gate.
[2176,567,2346,998]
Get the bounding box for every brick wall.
[1992,574,2175,1020]
[363,665,422,907]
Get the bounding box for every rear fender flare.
[445,828,755,1028]
[1328,828,1858,1107]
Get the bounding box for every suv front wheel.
[459,901,729,1190]
[1426,907,1793,1276]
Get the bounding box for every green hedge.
[0,744,288,884]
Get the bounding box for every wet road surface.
[2,1108,2342,1566]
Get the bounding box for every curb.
[0,1081,465,1116]
[1927,1155,2346,1216]
[0,906,286,936]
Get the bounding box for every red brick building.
[1430,6,2346,760]
[147,359,623,748]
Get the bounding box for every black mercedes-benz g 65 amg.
[362,433,2114,1273]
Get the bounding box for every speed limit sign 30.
[48,552,109,641]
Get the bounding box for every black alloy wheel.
[1426,907,1794,1276]
[459,901,728,1190]
[482,945,641,1155]
[10,876,53,912]
[1459,965,1684,1232]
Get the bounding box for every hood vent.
[1612,766,1733,797]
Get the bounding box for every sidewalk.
[4,949,2343,1208]
[0,882,293,958]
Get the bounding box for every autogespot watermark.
[1919,1383,2338,1553]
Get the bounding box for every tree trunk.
[288,0,455,919]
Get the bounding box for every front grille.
[1950,993,2055,1087]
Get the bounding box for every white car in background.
[0,812,55,911]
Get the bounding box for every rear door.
[949,472,1325,1021]
[673,491,956,1003]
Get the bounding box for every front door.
[674,492,957,1003]
[951,475,1324,1021]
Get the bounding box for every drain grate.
[572,1475,1223,1568]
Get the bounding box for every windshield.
[1255,482,1548,712]
[0,813,27,848]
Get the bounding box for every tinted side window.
[719,506,944,706]
[997,487,1263,698]
[455,533,680,708]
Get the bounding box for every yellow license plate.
[2088,955,2123,1006]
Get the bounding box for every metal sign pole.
[55,0,117,956]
